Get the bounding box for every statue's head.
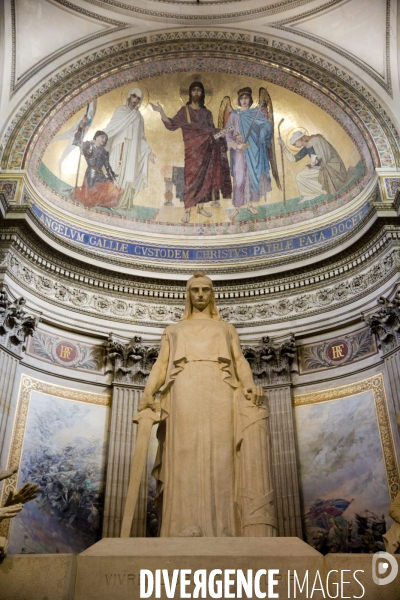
[182,271,221,320]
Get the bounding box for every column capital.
[107,334,159,386]
[243,335,297,387]
[0,289,39,357]
[364,288,400,355]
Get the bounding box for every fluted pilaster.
[102,387,148,537]
[0,349,20,461]
[102,336,159,538]
[243,335,302,538]
[0,289,38,464]
[268,386,302,537]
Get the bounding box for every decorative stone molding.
[243,336,296,387]
[298,328,378,375]
[0,290,38,356]
[26,330,105,373]
[364,290,400,355]
[107,335,159,385]
[2,243,399,328]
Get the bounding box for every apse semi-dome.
[7,36,391,276]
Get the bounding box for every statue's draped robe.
[163,106,232,208]
[153,318,276,538]
[104,105,152,209]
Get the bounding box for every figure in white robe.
[138,272,277,538]
[104,87,154,210]
[278,130,348,202]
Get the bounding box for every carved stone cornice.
[0,289,39,356]
[1,233,400,330]
[243,336,296,387]
[107,335,159,386]
[364,289,400,356]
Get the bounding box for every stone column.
[0,290,38,463]
[243,336,303,537]
[365,290,400,418]
[102,336,159,538]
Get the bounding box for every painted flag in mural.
[305,498,352,530]
[50,100,97,178]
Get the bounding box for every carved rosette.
[0,290,39,356]
[243,335,296,387]
[364,291,400,355]
[107,335,159,386]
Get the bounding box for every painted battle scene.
[294,390,391,554]
[35,71,367,236]
[8,391,109,554]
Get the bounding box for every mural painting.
[8,388,109,554]
[294,385,395,554]
[37,71,365,237]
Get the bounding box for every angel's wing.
[218,96,233,129]
[259,87,282,191]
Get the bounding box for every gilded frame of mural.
[294,374,399,502]
[0,375,110,538]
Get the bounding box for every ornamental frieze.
[298,328,378,375]
[26,330,106,373]
[2,246,397,328]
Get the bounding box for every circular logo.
[55,342,77,363]
[326,341,349,362]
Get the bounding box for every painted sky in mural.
[8,391,109,555]
[36,71,366,237]
[295,391,391,554]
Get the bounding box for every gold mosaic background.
[42,72,361,227]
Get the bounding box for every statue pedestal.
[74,537,322,600]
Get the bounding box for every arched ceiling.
[2,0,397,108]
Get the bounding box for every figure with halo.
[278,130,348,202]
[138,271,276,538]
[104,87,155,210]
[219,86,281,221]
[150,81,232,223]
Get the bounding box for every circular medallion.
[326,341,349,362]
[55,342,77,364]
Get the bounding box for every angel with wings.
[219,86,281,220]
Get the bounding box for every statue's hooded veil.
[182,271,221,320]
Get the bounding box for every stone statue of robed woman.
[138,271,276,538]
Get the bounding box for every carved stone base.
[74,537,323,600]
